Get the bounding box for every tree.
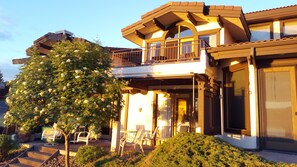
[5,41,124,167]
[0,70,3,83]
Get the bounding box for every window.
[164,25,195,60]
[282,19,297,37]
[223,62,250,135]
[199,34,216,47]
[250,24,272,41]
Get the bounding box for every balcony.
[111,40,208,67]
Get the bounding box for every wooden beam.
[187,12,198,26]
[249,47,256,66]
[217,15,224,27]
[153,18,165,31]
[165,21,178,31]
[135,30,145,39]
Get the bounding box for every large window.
[282,19,297,37]
[250,24,272,41]
[223,62,250,135]
[165,25,194,60]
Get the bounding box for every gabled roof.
[245,4,297,24]
[122,1,250,46]
[207,36,297,60]
[13,30,88,64]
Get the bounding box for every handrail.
[112,39,208,67]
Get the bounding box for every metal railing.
[111,40,209,67]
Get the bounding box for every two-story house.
[111,2,297,152]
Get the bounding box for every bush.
[0,134,18,161]
[76,145,107,166]
[140,133,274,167]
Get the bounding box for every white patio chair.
[76,131,90,145]
[118,128,145,156]
[143,126,159,146]
[41,124,62,145]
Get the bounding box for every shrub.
[76,145,107,166]
[140,133,274,167]
[0,134,18,161]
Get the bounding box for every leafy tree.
[5,41,124,167]
[0,70,3,83]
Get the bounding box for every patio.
[25,139,156,156]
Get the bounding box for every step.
[9,163,33,167]
[27,151,52,161]
[17,157,43,166]
[37,146,58,154]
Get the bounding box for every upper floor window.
[250,24,272,41]
[199,34,216,47]
[282,19,297,37]
[166,26,193,40]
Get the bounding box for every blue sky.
[1,0,296,81]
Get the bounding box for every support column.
[197,79,205,134]
[110,121,120,152]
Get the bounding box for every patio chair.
[143,126,159,146]
[118,128,145,156]
[76,131,91,145]
[70,125,86,144]
[41,124,62,144]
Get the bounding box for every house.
[111,2,297,152]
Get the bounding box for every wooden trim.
[245,5,297,24]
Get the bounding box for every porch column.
[110,121,120,152]
[197,79,205,134]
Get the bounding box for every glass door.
[260,66,297,152]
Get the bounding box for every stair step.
[17,157,43,166]
[27,151,52,161]
[9,163,33,167]
[37,146,58,154]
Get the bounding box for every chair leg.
[139,144,144,154]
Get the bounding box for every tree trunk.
[64,134,70,167]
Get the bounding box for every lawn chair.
[41,124,62,145]
[76,131,90,145]
[143,126,159,146]
[118,128,145,156]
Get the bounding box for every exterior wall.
[195,22,221,33]
[125,91,154,132]
[223,28,236,44]
[273,21,281,39]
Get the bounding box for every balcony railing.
[112,40,209,67]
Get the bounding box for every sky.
[1,0,297,81]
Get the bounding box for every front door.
[175,98,190,135]
[260,66,297,152]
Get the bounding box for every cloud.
[0,30,12,41]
